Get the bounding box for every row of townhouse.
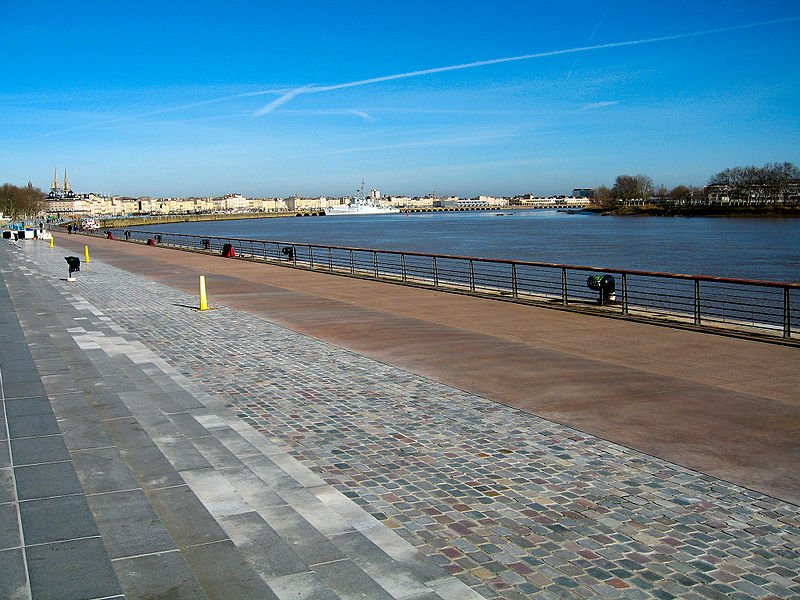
[47,194,292,216]
[46,192,591,217]
[702,180,800,205]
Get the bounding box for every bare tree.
[669,185,692,203]
[0,183,46,220]
[635,175,655,200]
[591,185,616,208]
[611,175,638,202]
[612,174,653,203]
[763,162,800,203]
[708,162,799,204]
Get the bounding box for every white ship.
[325,181,400,216]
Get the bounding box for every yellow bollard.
[84,245,91,263]
[199,275,208,311]
[49,236,54,249]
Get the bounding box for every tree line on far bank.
[0,183,46,219]
[592,162,800,208]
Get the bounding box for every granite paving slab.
[86,489,178,559]
[112,550,209,600]
[0,548,28,600]
[0,501,20,551]
[25,537,122,600]
[18,494,100,545]
[13,461,83,500]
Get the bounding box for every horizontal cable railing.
[84,228,798,340]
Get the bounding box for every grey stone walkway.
[1,242,476,599]
[1,239,799,599]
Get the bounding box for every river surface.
[146,210,800,283]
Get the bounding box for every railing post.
[373,251,379,278]
[328,248,333,271]
[561,268,568,305]
[292,245,297,266]
[784,287,791,339]
[694,279,701,325]
[622,273,629,314]
[433,256,439,287]
[349,249,355,274]
[309,247,314,269]
[511,263,518,298]
[469,259,475,292]
[401,254,407,282]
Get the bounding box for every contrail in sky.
[27,15,800,140]
[566,10,606,81]
[252,86,316,116]
[29,88,292,140]
[253,16,800,115]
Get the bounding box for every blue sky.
[1,1,799,198]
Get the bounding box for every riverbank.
[585,205,800,217]
[87,205,581,228]
[93,211,297,228]
[3,235,798,599]
[112,207,800,283]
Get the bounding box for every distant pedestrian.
[67,224,73,234]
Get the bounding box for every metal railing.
[87,228,798,340]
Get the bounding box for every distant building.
[45,168,93,214]
[703,180,800,205]
[385,196,432,208]
[572,188,593,199]
[510,195,591,207]
[47,168,81,200]
[285,196,325,211]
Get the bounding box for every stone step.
[5,260,275,599]
[0,268,125,600]
[6,245,484,600]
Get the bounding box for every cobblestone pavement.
[12,241,800,599]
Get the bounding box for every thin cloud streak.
[280,108,375,121]
[347,110,374,122]
[252,86,315,116]
[578,101,619,111]
[323,132,525,155]
[29,87,292,141]
[26,16,800,141]
[254,16,800,115]
[566,10,607,81]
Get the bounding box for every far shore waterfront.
[85,205,569,228]
[80,208,799,284]
[584,205,800,218]
[87,203,800,229]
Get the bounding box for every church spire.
[64,169,71,193]
[52,167,60,191]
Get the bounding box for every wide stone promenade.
[0,233,797,599]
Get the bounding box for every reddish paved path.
[56,233,800,503]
